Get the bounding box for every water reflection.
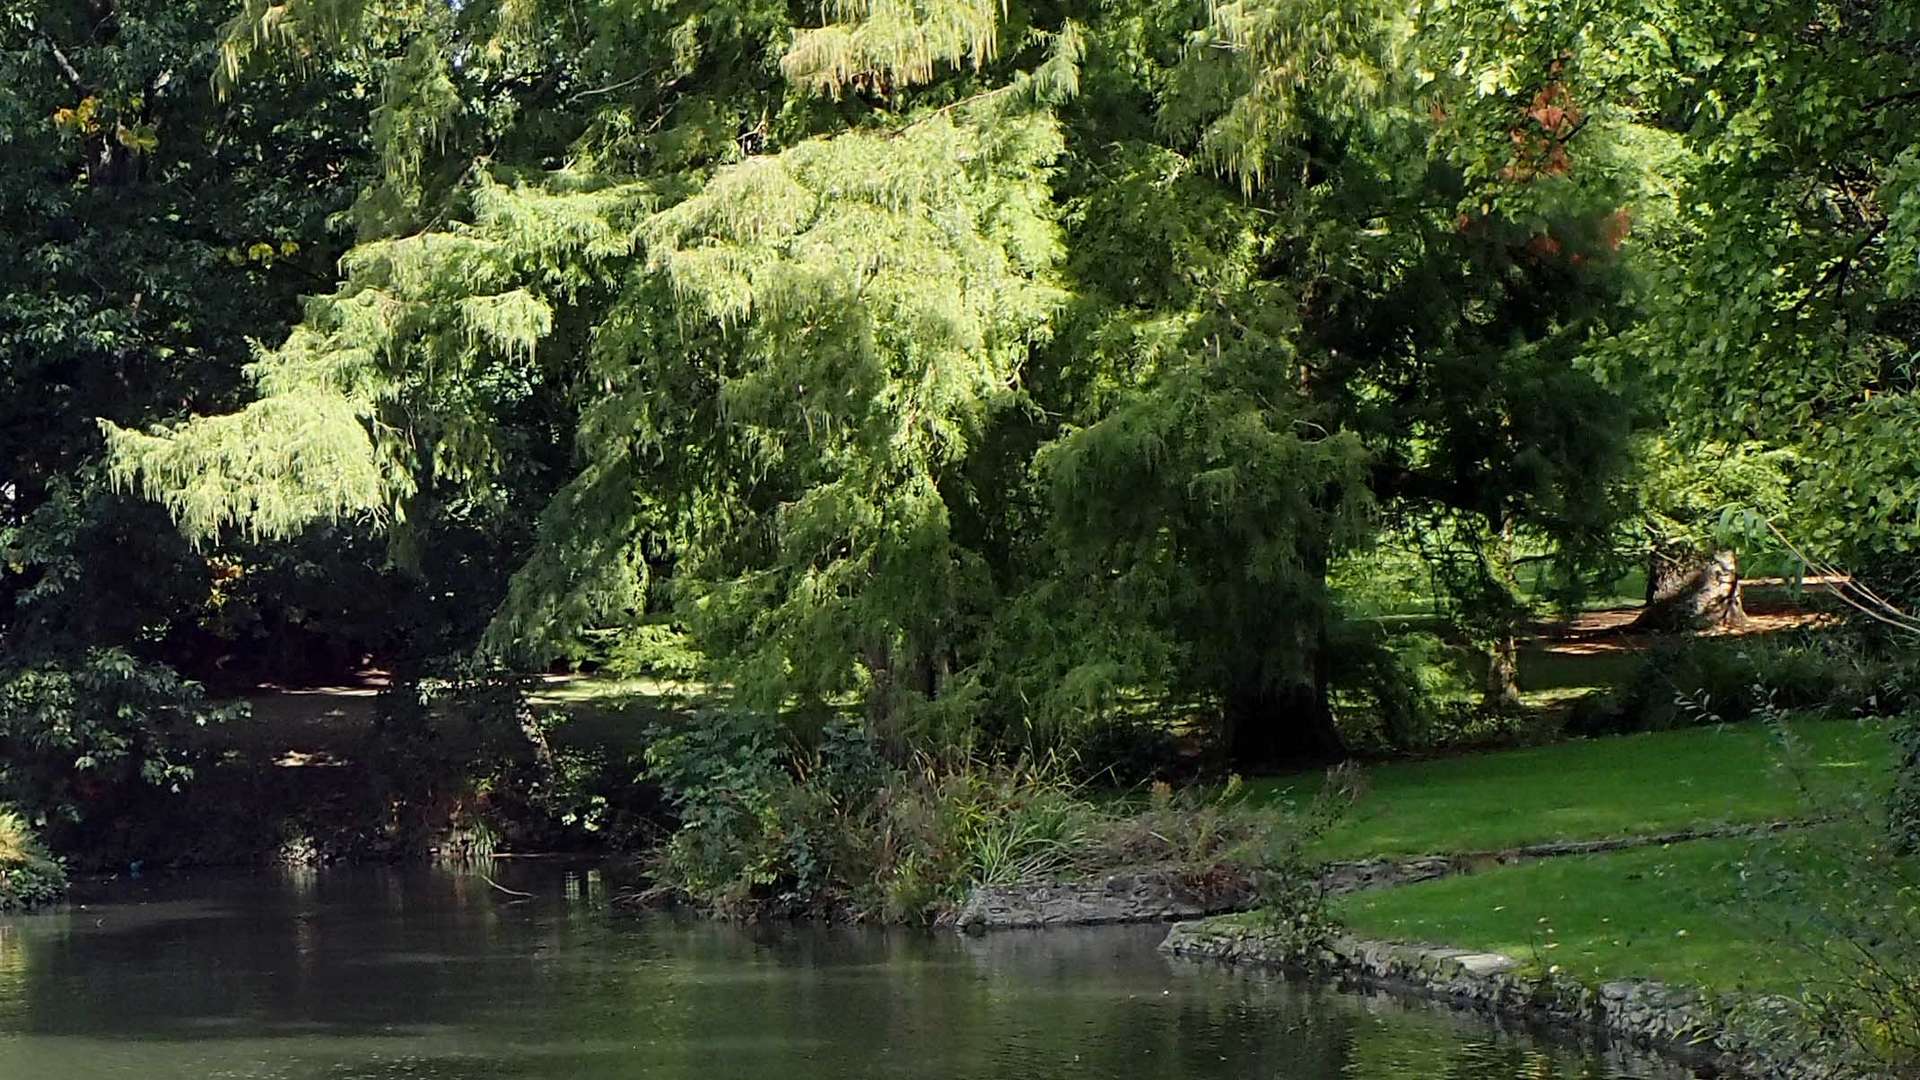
[0,866,1699,1079]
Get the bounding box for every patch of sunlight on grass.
[1241,716,1894,859]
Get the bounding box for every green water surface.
[0,866,1697,1079]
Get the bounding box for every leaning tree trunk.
[1634,544,1745,631]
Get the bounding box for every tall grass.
[0,809,67,911]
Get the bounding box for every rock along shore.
[1161,919,1858,1080]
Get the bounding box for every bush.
[1063,714,1189,786]
[1736,729,1920,1074]
[1329,627,1481,751]
[0,810,67,911]
[1565,630,1908,737]
[639,711,1104,919]
[600,623,706,681]
[638,706,1352,924]
[1893,716,1920,855]
[0,649,240,840]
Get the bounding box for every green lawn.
[1246,717,1893,860]
[1335,830,1856,994]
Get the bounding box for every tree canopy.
[0,0,1900,765]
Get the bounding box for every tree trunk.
[1223,640,1343,766]
[1635,544,1744,631]
[1484,634,1521,708]
[863,643,902,750]
[1482,513,1523,708]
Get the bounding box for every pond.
[0,866,1699,1079]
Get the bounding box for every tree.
[104,0,1641,766]
[0,0,390,827]
[1627,439,1794,631]
[995,0,1638,753]
[1577,0,1920,564]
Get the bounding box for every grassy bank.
[0,812,66,911]
[1247,716,1892,860]
[1333,831,1830,994]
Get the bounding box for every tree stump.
[1634,545,1745,631]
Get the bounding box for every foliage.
[1590,0,1920,563]
[1327,626,1479,752]
[357,659,560,855]
[12,0,1920,905]
[1895,716,1920,856]
[1238,764,1361,955]
[639,709,1332,920]
[84,0,1648,768]
[599,623,706,682]
[1059,714,1190,787]
[641,711,1098,918]
[0,809,67,911]
[1731,719,1920,1074]
[0,649,241,838]
[1631,438,1796,559]
[1565,629,1920,737]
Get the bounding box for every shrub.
[1893,715,1920,855]
[601,623,705,681]
[1565,630,1903,736]
[0,649,240,840]
[637,705,1361,923]
[1736,732,1920,1074]
[1063,714,1189,786]
[356,659,586,859]
[0,810,67,911]
[1239,768,1360,958]
[640,710,1107,919]
[1329,627,1481,751]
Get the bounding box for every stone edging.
[953,867,1252,931]
[1161,920,1856,1080]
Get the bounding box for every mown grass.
[1334,829,1859,995]
[1245,716,1893,860]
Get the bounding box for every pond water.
[0,866,1699,1079]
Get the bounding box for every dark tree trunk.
[1224,641,1343,766]
[1635,544,1744,631]
[863,643,901,746]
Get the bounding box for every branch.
[1787,221,1887,319]
[1764,520,1920,636]
[37,31,90,94]
[890,82,1021,138]
[566,72,647,105]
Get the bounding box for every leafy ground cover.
[1245,717,1892,860]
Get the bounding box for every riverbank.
[1129,715,1904,1079]
[0,812,65,912]
[1161,921,1839,1080]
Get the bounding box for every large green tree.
[0,0,389,829]
[107,0,1641,763]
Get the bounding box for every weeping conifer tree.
[107,0,1087,747]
